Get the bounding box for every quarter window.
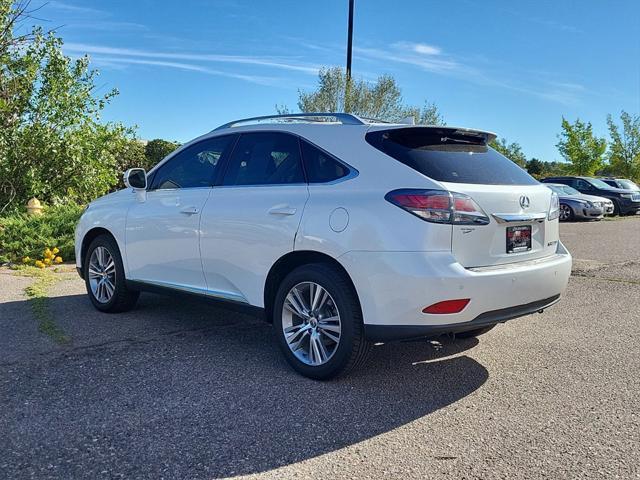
[301,141,349,183]
[222,132,305,186]
[150,135,235,190]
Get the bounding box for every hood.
[559,193,608,202]
[580,194,613,203]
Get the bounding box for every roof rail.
[213,112,368,131]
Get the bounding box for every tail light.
[385,189,490,225]
[548,192,560,220]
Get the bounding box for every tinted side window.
[222,132,304,186]
[301,141,349,183]
[576,179,592,190]
[151,135,235,190]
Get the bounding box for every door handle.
[180,206,199,215]
[268,205,297,216]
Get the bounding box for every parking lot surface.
[1,217,639,479]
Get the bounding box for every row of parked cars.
[540,176,640,221]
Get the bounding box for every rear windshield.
[366,128,538,185]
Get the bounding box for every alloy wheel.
[88,246,116,303]
[559,204,571,221]
[281,281,342,366]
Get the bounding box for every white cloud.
[392,42,442,56]
[64,43,321,75]
[88,56,278,85]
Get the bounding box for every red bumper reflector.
[422,299,470,314]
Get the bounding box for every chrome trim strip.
[491,213,547,223]
[130,279,249,304]
[466,253,568,273]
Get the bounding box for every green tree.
[490,138,527,168]
[282,67,445,125]
[606,111,640,181]
[114,137,148,188]
[556,117,606,176]
[0,1,136,212]
[526,158,544,176]
[144,138,180,168]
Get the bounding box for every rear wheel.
[455,325,496,339]
[559,204,574,221]
[84,235,139,313]
[273,263,371,380]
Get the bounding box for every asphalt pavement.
[1,216,639,479]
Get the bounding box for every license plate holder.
[506,225,532,253]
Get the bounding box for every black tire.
[455,325,496,339]
[272,263,371,380]
[612,200,621,216]
[84,234,139,313]
[559,204,574,222]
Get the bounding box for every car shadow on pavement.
[1,293,488,479]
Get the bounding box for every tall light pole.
[346,0,354,81]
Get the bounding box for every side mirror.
[124,168,147,189]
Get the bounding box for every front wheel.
[559,204,574,222]
[273,263,371,380]
[84,235,139,313]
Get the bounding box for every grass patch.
[15,266,70,344]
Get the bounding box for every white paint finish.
[339,242,571,326]
[443,182,558,267]
[76,120,573,332]
[329,207,349,233]
[74,189,131,272]
[125,188,211,290]
[199,185,309,307]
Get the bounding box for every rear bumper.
[339,242,572,334]
[365,295,560,341]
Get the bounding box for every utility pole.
[346,0,354,81]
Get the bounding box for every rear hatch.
[366,126,559,268]
[442,182,557,267]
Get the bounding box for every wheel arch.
[263,250,360,323]
[80,227,118,270]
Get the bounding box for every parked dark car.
[541,176,640,215]
[600,178,640,191]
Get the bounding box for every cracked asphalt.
[1,216,639,479]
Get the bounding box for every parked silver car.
[545,184,614,221]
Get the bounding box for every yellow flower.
[44,248,52,257]
[43,257,52,265]
[52,247,60,255]
[35,260,45,269]
[22,256,31,264]
[54,256,63,264]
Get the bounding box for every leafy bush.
[0,203,83,264]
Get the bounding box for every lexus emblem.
[519,195,530,209]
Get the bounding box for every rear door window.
[301,141,350,183]
[222,132,305,186]
[366,127,537,185]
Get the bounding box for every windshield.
[366,128,538,185]
[618,179,640,191]
[588,178,613,189]
[548,185,580,195]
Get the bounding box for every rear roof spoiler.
[368,124,497,144]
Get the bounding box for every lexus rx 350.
[75,113,572,379]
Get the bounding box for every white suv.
[75,113,572,379]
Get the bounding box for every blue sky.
[36,0,640,161]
